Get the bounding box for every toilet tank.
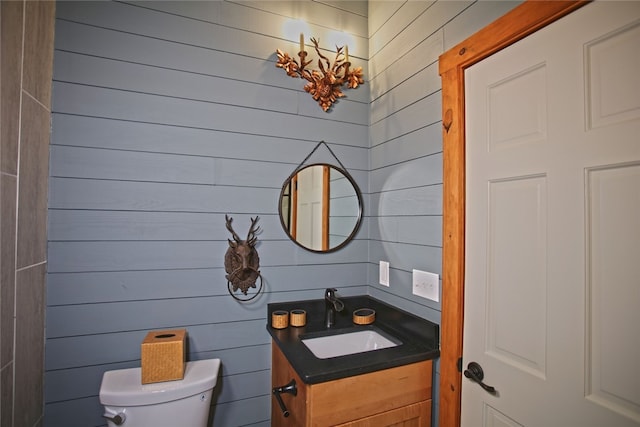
[100,358,221,427]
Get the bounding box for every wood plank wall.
[45,2,368,426]
[367,2,522,425]
[45,1,522,426]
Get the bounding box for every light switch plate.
[379,261,390,287]
[412,269,439,302]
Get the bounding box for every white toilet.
[99,358,221,427]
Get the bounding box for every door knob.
[464,361,497,395]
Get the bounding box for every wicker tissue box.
[141,329,186,384]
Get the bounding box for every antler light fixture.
[276,34,364,112]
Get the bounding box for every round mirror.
[279,163,363,253]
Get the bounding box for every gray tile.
[16,96,50,269]
[22,0,55,107]
[14,264,45,427]
[0,0,23,175]
[1,362,14,427]
[1,174,16,367]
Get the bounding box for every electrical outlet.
[379,261,390,287]
[412,269,439,302]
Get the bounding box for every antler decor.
[276,37,364,112]
[224,215,263,301]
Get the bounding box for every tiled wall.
[0,1,55,426]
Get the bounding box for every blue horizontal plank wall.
[367,1,522,426]
[46,1,524,426]
[46,1,368,426]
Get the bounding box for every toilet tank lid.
[100,358,221,406]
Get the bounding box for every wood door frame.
[322,165,330,251]
[437,2,589,426]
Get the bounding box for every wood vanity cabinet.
[272,343,432,427]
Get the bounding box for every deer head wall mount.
[224,215,262,301]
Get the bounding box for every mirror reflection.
[279,164,362,252]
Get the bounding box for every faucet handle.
[325,288,344,312]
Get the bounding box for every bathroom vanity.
[267,295,440,426]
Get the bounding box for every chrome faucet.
[324,288,344,328]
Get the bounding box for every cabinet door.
[334,400,431,427]
[308,360,432,425]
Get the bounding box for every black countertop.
[267,295,440,384]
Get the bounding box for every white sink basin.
[302,329,401,359]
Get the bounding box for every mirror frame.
[278,163,363,253]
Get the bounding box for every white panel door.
[296,165,324,250]
[463,2,640,426]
